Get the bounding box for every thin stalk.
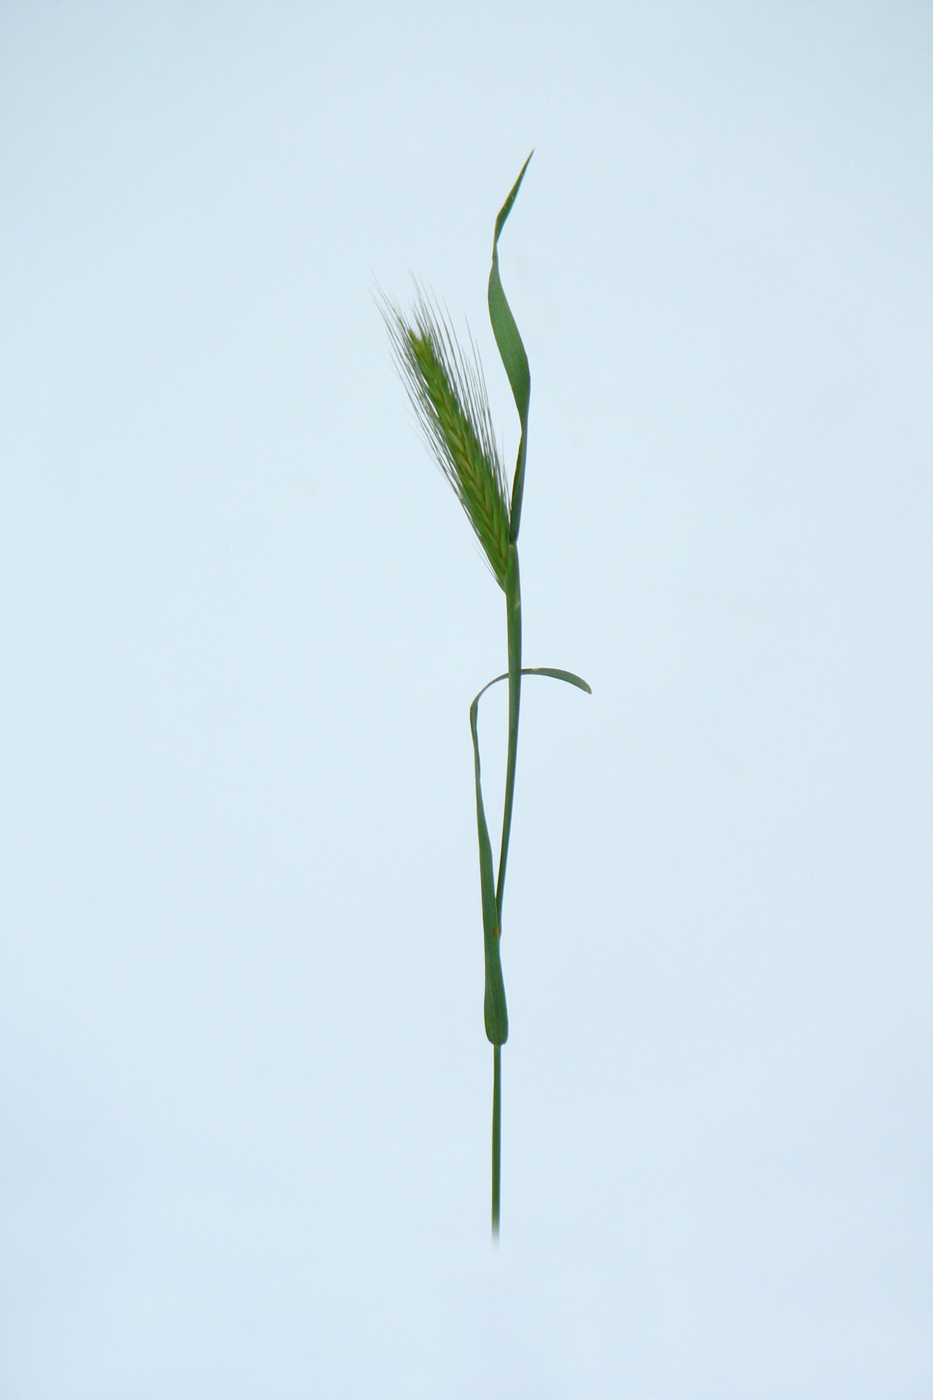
[491,1044,502,1237]
[495,544,522,924]
[491,544,520,1236]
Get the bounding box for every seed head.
[382,292,511,589]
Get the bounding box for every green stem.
[496,545,522,924]
[491,1043,501,1238]
[491,544,520,1240]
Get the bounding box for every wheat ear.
[382,294,511,589]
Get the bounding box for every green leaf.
[469,663,590,1046]
[488,153,533,542]
[470,683,508,1045]
[474,666,593,701]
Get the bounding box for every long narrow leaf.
[470,683,508,1045]
[474,667,593,702]
[488,153,533,541]
[469,665,591,1022]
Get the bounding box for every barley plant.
[382,155,590,1237]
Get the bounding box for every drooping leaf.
[473,666,593,703]
[470,680,508,1045]
[469,662,591,1043]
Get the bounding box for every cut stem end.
[492,1044,502,1239]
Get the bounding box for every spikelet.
[383,292,511,589]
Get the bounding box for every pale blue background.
[2,4,932,1397]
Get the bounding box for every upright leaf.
[488,153,533,540]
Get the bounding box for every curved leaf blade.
[469,662,590,1044]
[470,686,509,1045]
[488,153,533,541]
[473,666,592,705]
